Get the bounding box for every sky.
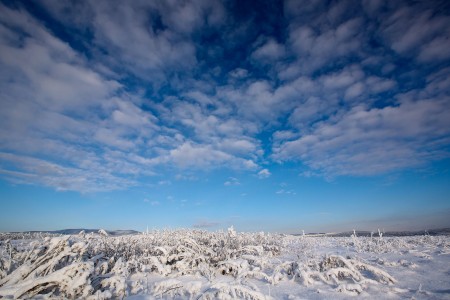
[0,0,450,233]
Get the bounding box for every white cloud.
[287,18,363,75]
[224,177,240,186]
[143,199,160,206]
[276,189,296,195]
[170,142,231,167]
[257,169,271,179]
[0,152,137,193]
[345,82,365,99]
[252,39,285,61]
[0,8,120,113]
[274,94,450,176]
[175,174,198,181]
[418,36,450,62]
[93,128,135,150]
[229,68,248,79]
[217,138,258,156]
[272,131,298,145]
[167,141,258,170]
[0,3,261,193]
[0,4,162,192]
[111,100,157,129]
[365,76,396,94]
[381,6,449,57]
[156,97,263,165]
[158,180,171,186]
[39,0,225,83]
[1,0,449,193]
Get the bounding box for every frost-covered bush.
[1,229,446,299]
[0,232,60,241]
[341,234,450,254]
[0,229,281,298]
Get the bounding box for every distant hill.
[299,228,450,237]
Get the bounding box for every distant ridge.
[298,228,450,237]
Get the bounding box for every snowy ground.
[0,228,449,299]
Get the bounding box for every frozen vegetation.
[0,228,449,299]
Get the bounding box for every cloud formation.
[224,177,240,186]
[257,169,271,179]
[0,0,449,192]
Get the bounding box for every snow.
[0,229,449,299]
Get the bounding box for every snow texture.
[0,229,449,299]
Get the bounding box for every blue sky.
[1,0,450,233]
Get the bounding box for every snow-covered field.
[0,228,449,299]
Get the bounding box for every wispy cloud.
[158,180,171,186]
[276,189,296,195]
[257,169,271,179]
[224,177,240,186]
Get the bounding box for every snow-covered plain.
[0,228,449,299]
